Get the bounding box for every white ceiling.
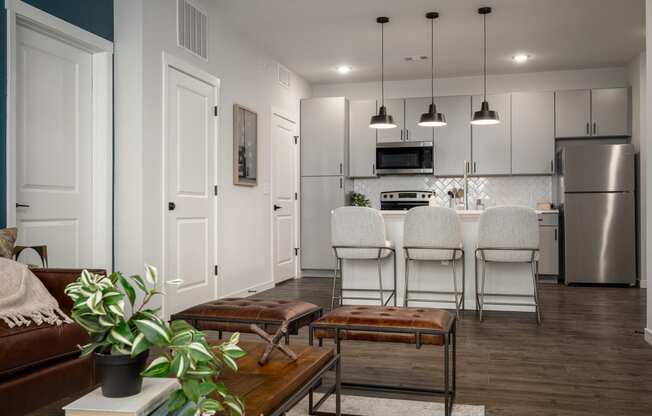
[215,0,645,84]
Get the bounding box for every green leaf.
[108,302,125,318]
[199,381,218,397]
[224,396,244,416]
[222,344,246,359]
[145,264,158,285]
[167,389,188,413]
[178,403,197,416]
[72,313,105,333]
[98,315,116,328]
[109,321,134,346]
[201,398,224,412]
[170,351,190,378]
[134,319,171,346]
[79,342,108,356]
[171,331,193,346]
[141,356,170,377]
[229,332,240,345]
[170,319,194,333]
[182,379,201,403]
[109,271,122,285]
[214,381,229,398]
[186,363,217,378]
[135,310,164,326]
[130,332,151,357]
[102,290,124,305]
[119,275,136,308]
[223,354,238,371]
[188,342,213,362]
[129,274,147,292]
[80,270,92,286]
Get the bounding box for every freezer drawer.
[563,192,636,284]
[300,176,346,270]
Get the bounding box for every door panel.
[434,95,471,176]
[16,24,92,268]
[511,91,555,174]
[564,193,636,284]
[349,100,377,177]
[404,97,434,142]
[591,88,630,137]
[377,99,405,143]
[300,176,344,270]
[471,94,511,175]
[538,226,559,275]
[165,66,217,317]
[272,114,297,283]
[555,89,591,138]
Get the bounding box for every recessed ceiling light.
[512,54,530,64]
[336,65,352,74]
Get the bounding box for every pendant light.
[370,17,397,129]
[471,7,500,126]
[419,12,447,127]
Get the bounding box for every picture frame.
[233,104,258,186]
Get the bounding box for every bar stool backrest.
[477,206,539,262]
[404,206,462,261]
[331,207,388,259]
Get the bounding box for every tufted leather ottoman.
[171,298,322,335]
[309,305,457,416]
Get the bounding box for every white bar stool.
[475,206,542,324]
[403,206,465,317]
[330,207,397,310]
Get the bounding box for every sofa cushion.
[0,321,88,378]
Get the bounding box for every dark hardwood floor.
[251,277,652,416]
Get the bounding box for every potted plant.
[351,192,371,207]
[64,265,167,398]
[143,321,246,416]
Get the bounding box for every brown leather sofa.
[0,268,102,415]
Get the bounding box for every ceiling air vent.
[277,63,291,88]
[177,0,208,60]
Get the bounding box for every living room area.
[1,0,652,415]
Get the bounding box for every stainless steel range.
[380,191,434,211]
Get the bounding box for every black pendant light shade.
[419,103,447,127]
[471,7,500,126]
[370,17,397,129]
[419,12,446,127]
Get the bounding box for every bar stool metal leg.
[479,258,487,322]
[331,257,341,311]
[403,256,410,307]
[452,258,460,318]
[392,251,397,306]
[461,253,466,312]
[377,249,384,306]
[531,260,542,325]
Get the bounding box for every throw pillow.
[0,228,17,259]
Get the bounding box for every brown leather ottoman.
[309,305,457,416]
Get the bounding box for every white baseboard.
[646,328,652,346]
[222,280,275,298]
[640,279,647,288]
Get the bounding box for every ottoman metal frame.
[308,315,457,416]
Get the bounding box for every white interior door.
[272,114,298,283]
[164,64,218,316]
[15,24,93,268]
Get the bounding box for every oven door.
[376,141,434,174]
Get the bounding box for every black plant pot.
[95,350,149,398]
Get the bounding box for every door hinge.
[295,247,299,256]
[214,185,218,196]
[214,106,219,117]
[294,192,298,200]
[294,135,299,144]
[214,265,219,276]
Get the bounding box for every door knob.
[273,204,282,211]
[15,203,30,208]
[168,202,176,211]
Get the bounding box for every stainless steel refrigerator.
[557,144,636,285]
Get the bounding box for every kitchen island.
[341,209,558,312]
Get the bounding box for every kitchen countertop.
[380,208,559,218]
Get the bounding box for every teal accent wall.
[0,1,113,228]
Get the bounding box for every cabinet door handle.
[473,162,477,173]
[586,122,590,135]
[339,163,342,174]
[550,160,554,173]
[400,130,404,141]
[339,177,343,188]
[372,163,376,175]
[406,129,409,141]
[593,122,597,135]
[554,228,558,241]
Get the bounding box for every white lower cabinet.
[471,94,511,175]
[434,95,471,176]
[511,91,555,175]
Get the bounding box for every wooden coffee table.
[217,341,340,416]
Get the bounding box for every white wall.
[646,0,652,346]
[312,67,629,100]
[114,0,311,311]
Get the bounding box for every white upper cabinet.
[377,98,405,143]
[555,88,630,138]
[349,100,377,178]
[433,95,471,176]
[512,91,555,175]
[471,93,511,175]
[555,89,591,138]
[300,97,348,176]
[591,88,630,137]
[404,97,435,142]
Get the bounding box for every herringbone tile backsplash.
[354,176,552,209]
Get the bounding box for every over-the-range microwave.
[375,141,434,175]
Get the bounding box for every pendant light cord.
[381,21,385,107]
[483,13,487,102]
[431,17,434,105]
